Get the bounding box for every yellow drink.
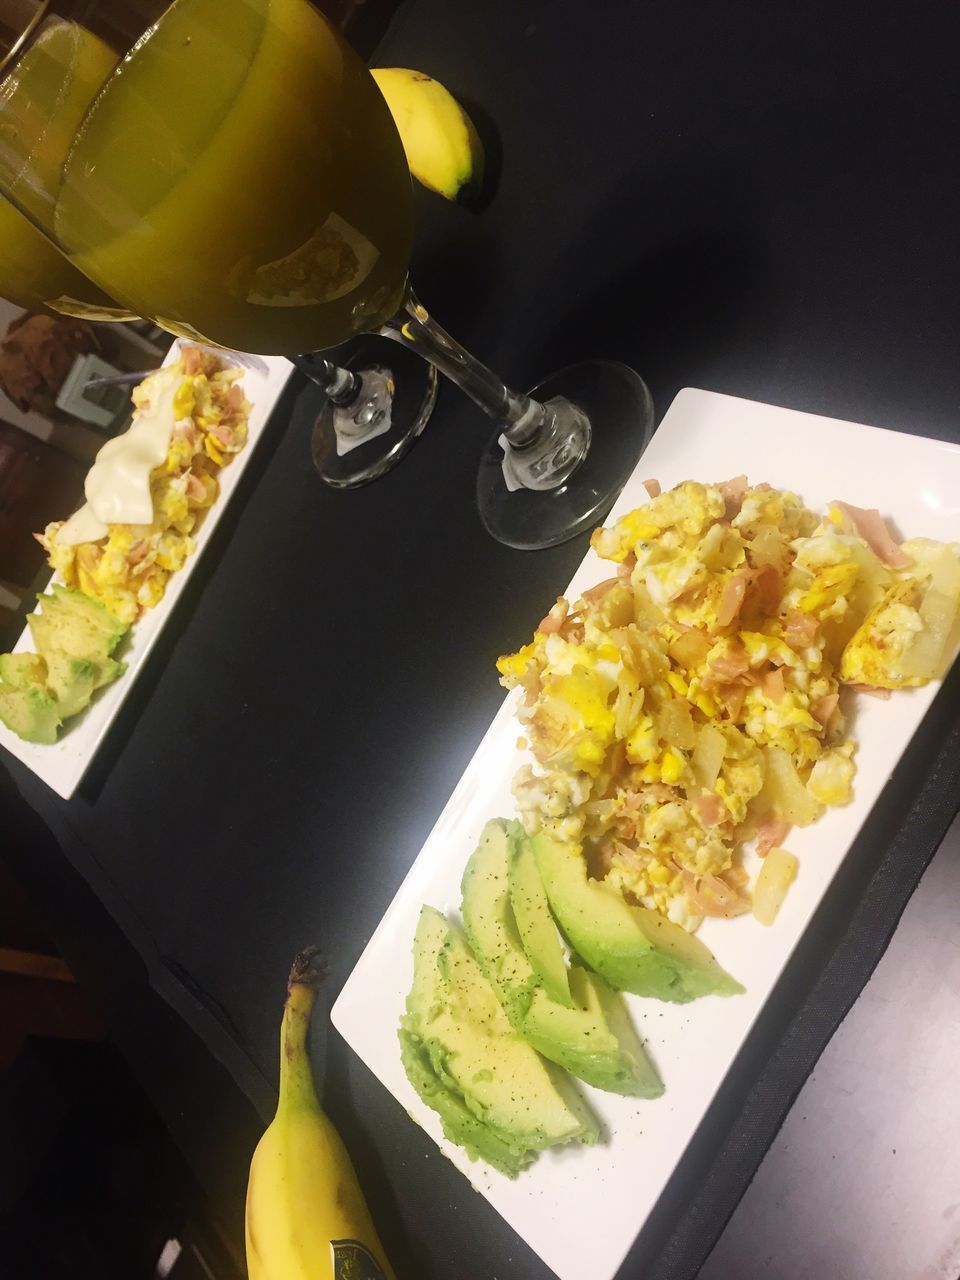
[56,0,414,354]
[0,18,132,318]
[0,198,131,318]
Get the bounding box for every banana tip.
[288,946,328,992]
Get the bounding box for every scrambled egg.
[41,350,250,624]
[498,480,960,931]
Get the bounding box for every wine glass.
[0,2,433,488]
[0,0,653,548]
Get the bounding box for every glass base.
[476,359,655,550]
[310,336,438,489]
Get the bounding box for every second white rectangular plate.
[0,343,293,800]
[332,388,960,1280]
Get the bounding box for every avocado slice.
[90,655,127,691]
[508,829,574,1008]
[29,585,127,660]
[532,833,744,1003]
[523,968,664,1098]
[398,1029,536,1178]
[43,652,98,719]
[401,906,598,1168]
[0,685,61,744]
[462,821,663,1097]
[435,924,599,1147]
[462,820,541,1023]
[0,652,47,689]
[1,587,128,744]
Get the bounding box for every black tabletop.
[5,2,960,1278]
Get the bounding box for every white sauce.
[58,502,109,545]
[58,367,181,547]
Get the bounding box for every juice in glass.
[0,18,131,317]
[56,0,414,354]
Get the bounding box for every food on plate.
[532,831,743,1002]
[399,822,660,1175]
[39,347,251,624]
[840,534,960,687]
[398,478,959,1177]
[509,827,575,1007]
[752,847,799,926]
[497,479,960,933]
[245,949,396,1280]
[27,581,127,660]
[0,348,251,746]
[0,679,59,746]
[399,905,599,1178]
[372,67,484,201]
[462,820,664,1096]
[0,587,127,743]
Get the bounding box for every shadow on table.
[456,94,504,214]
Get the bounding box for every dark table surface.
[4,1,960,1277]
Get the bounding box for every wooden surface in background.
[0,858,103,1070]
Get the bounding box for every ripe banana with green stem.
[245,948,395,1280]
[372,67,484,201]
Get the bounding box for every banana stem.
[278,947,326,1111]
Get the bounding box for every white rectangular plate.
[332,388,960,1280]
[0,343,293,800]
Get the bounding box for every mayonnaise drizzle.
[58,367,181,547]
[58,502,109,545]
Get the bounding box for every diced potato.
[633,583,667,626]
[668,629,712,670]
[763,746,821,826]
[748,523,790,572]
[930,547,960,598]
[621,629,669,685]
[691,724,726,790]
[753,847,799,926]
[656,697,696,750]
[899,587,958,681]
[614,669,644,740]
[591,582,635,628]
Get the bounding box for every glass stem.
[379,285,591,491]
[379,285,545,448]
[292,354,359,407]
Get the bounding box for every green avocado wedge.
[42,652,98,718]
[28,585,127,660]
[461,820,541,1022]
[523,966,664,1098]
[0,685,60,744]
[532,833,744,1004]
[462,820,664,1097]
[398,1029,535,1178]
[400,905,598,1174]
[1,588,129,744]
[0,652,47,689]
[508,828,574,1008]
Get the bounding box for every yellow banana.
[245,949,395,1280]
[372,67,484,201]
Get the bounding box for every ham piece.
[835,500,911,568]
